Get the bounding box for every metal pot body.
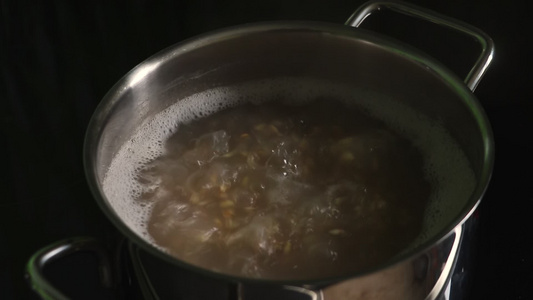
[83,12,493,300]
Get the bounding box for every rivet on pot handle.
[345,0,494,92]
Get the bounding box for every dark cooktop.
[2,0,532,299]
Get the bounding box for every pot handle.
[26,237,114,300]
[345,0,494,92]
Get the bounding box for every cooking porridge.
[136,99,430,279]
[102,78,476,280]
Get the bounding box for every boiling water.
[102,77,476,279]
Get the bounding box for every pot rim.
[83,20,494,286]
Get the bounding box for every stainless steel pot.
[27,1,494,299]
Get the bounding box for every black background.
[1,0,532,299]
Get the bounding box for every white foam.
[102,77,476,250]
